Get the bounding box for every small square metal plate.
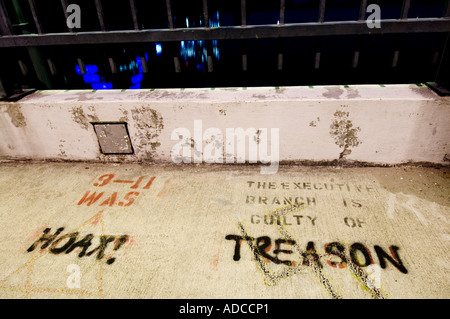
[92,122,133,155]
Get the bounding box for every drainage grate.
[92,122,133,155]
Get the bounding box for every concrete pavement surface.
[0,162,448,299]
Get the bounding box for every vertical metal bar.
[401,0,411,19]
[18,60,28,75]
[431,33,444,69]
[206,40,213,73]
[174,56,181,73]
[277,34,284,71]
[279,0,285,24]
[277,38,283,71]
[77,58,86,75]
[392,50,399,67]
[165,0,174,29]
[9,0,52,89]
[242,54,248,71]
[28,0,43,34]
[242,40,247,71]
[435,33,449,82]
[314,38,322,69]
[444,0,450,17]
[47,59,57,75]
[207,55,213,72]
[278,1,285,71]
[432,50,440,66]
[354,1,367,70]
[95,0,106,31]
[314,52,321,69]
[277,52,283,70]
[140,56,148,73]
[109,58,117,74]
[202,0,209,27]
[352,37,361,69]
[28,48,52,88]
[0,0,13,35]
[352,51,360,68]
[203,0,213,72]
[0,75,7,99]
[165,0,180,72]
[359,0,368,21]
[60,0,74,33]
[319,0,326,23]
[241,0,247,71]
[129,0,139,30]
[392,32,403,68]
[241,0,247,26]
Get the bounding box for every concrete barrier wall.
[0,84,449,166]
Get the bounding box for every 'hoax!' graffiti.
[26,227,131,265]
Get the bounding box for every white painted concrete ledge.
[0,84,449,166]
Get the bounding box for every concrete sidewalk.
[0,162,448,299]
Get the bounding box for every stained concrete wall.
[0,84,449,166]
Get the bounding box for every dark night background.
[0,0,448,93]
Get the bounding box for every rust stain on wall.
[64,91,104,101]
[346,88,361,99]
[58,139,67,158]
[410,86,438,99]
[252,94,267,99]
[330,109,362,159]
[6,104,26,128]
[309,117,321,127]
[323,87,344,99]
[119,109,129,123]
[131,106,164,160]
[71,106,99,130]
[254,129,262,144]
[139,90,208,100]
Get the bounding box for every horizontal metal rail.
[1,18,449,47]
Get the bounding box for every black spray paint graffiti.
[231,222,343,299]
[226,225,408,298]
[225,234,407,273]
[238,200,402,299]
[26,227,130,265]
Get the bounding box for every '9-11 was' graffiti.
[26,227,132,265]
[77,174,156,207]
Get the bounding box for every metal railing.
[0,0,450,97]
